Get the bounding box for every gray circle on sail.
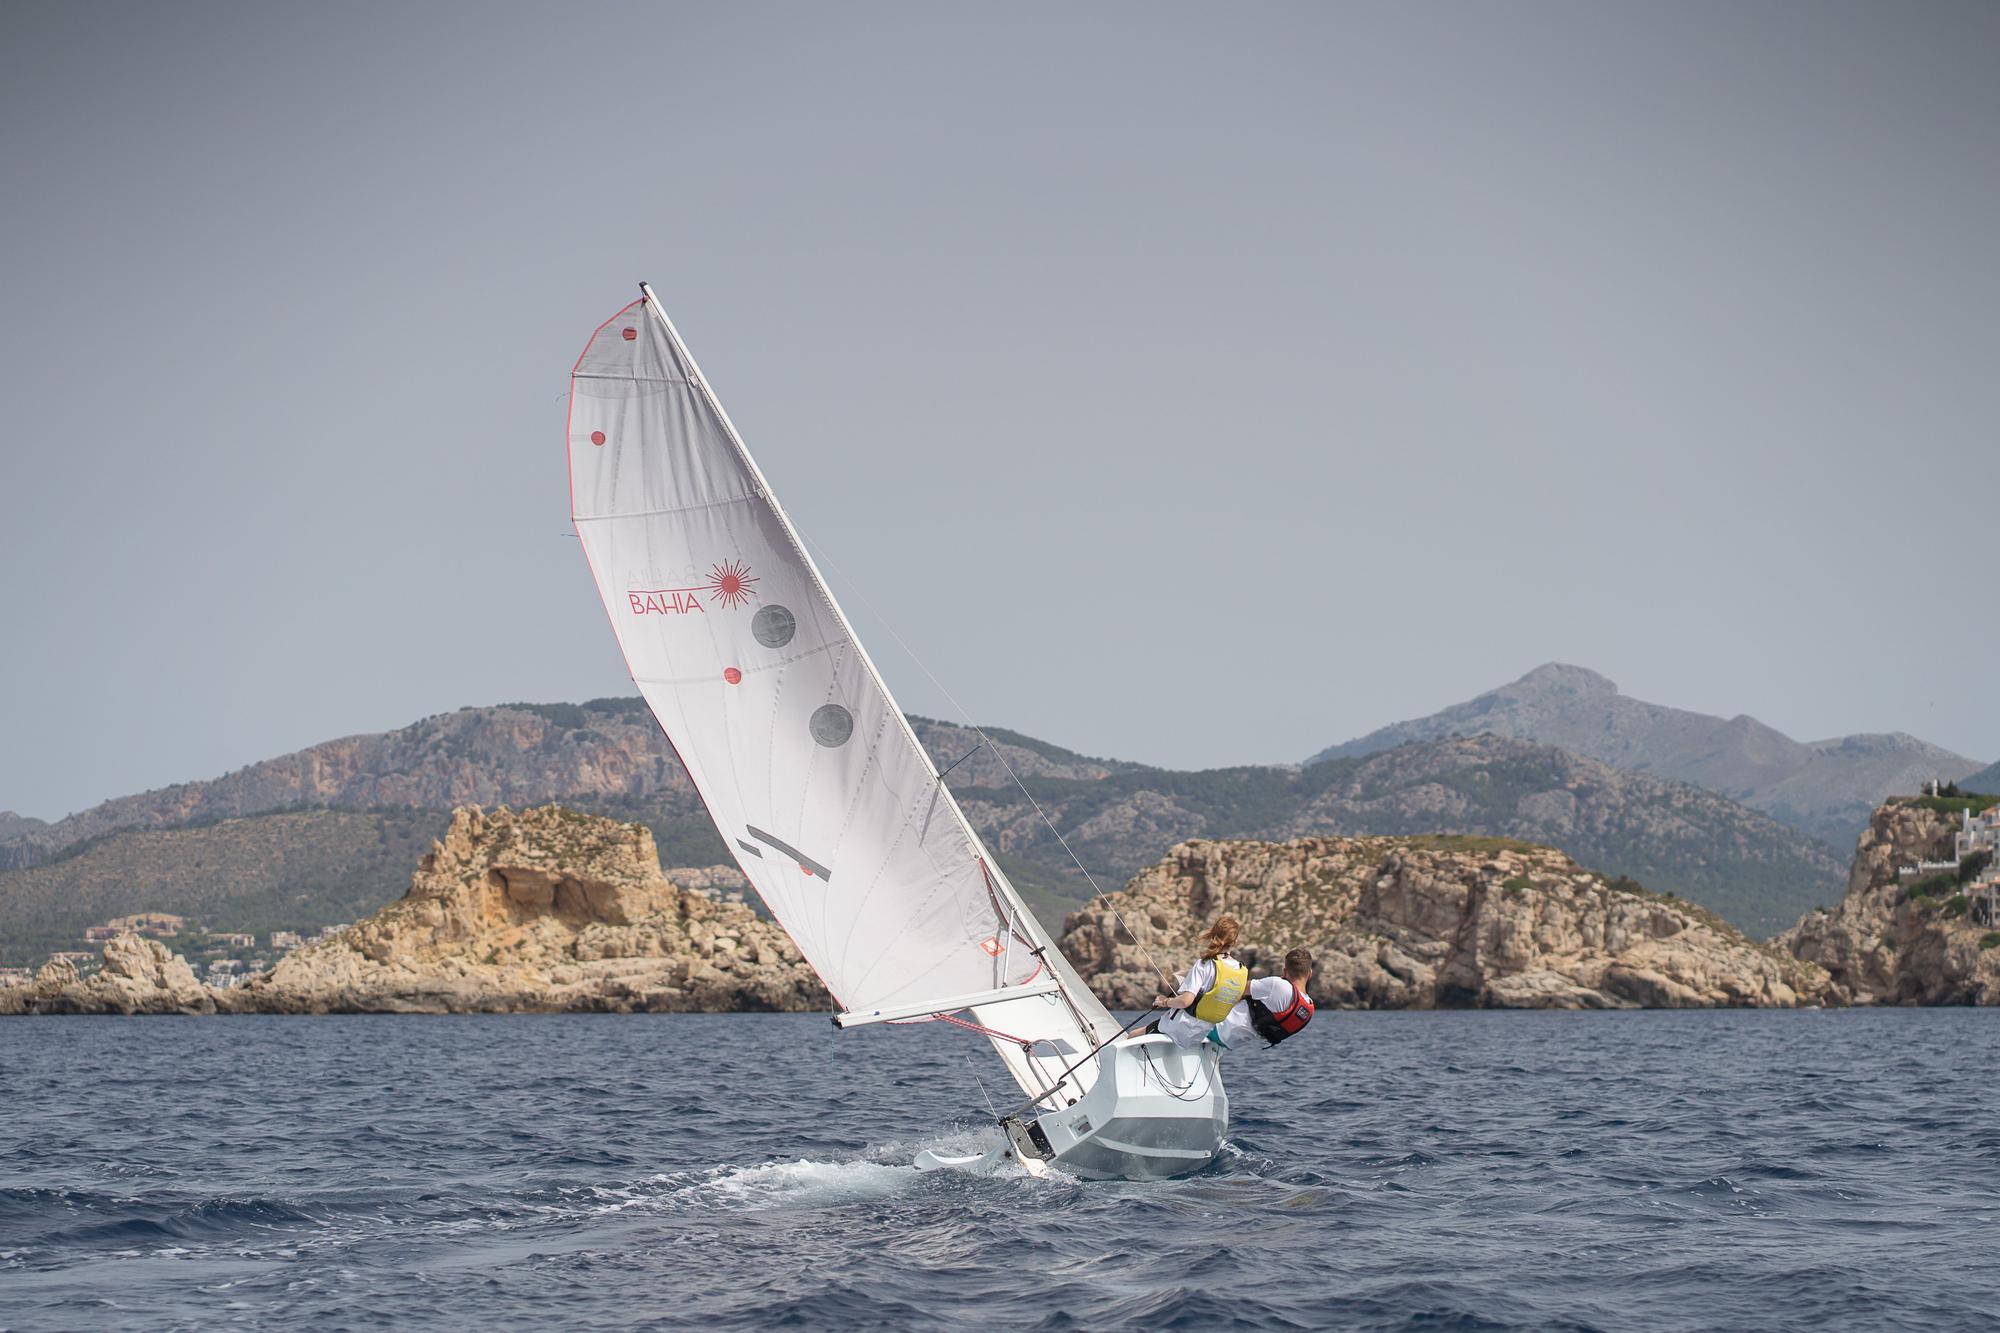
[810,703,854,748]
[752,604,797,649]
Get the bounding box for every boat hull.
[1031,1035,1227,1180]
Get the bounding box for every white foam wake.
[684,1125,1068,1208]
[701,1158,919,1208]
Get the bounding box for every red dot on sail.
[723,667,742,684]
[621,327,637,341]
[590,431,605,446]
[799,863,813,876]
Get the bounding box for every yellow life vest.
[1189,955,1248,1024]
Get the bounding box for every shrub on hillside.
[1918,794,2000,817]
[1904,872,1958,902]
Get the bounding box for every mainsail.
[567,287,1116,1104]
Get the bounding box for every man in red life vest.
[1216,946,1316,1050]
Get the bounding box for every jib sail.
[567,286,1113,1101]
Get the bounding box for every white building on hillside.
[1955,806,2000,862]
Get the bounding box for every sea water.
[3,1010,1998,1331]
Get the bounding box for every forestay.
[567,288,1115,1102]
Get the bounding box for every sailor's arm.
[1152,988,1198,1010]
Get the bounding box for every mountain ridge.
[0,698,1846,961]
[1309,663,1978,845]
[0,813,46,843]
[0,700,1142,871]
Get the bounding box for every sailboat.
[565,285,1226,1180]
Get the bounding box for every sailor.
[1216,947,1316,1051]
[1148,916,1249,1049]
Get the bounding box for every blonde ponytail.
[1200,915,1239,960]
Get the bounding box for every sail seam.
[570,374,694,384]
[574,494,759,521]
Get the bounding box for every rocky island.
[1061,835,1829,1009]
[0,933,220,1016]
[14,795,2000,1014]
[1,806,829,1015]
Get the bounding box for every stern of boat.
[1026,1034,1226,1180]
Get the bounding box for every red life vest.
[1247,981,1315,1046]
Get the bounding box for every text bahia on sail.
[567,285,1225,1179]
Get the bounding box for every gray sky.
[2,1,1996,821]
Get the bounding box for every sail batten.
[568,288,1113,1100]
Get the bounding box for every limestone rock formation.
[220,805,828,1014]
[1780,799,2000,1004]
[0,934,216,1015]
[1062,836,1828,1010]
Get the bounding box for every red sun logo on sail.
[707,560,758,609]
[626,562,759,616]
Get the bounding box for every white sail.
[567,288,1115,1102]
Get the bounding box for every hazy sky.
[2,1,1996,820]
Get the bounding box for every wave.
[3,1190,323,1252]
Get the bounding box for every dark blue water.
[3,1011,1998,1331]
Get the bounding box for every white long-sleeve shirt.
[1216,976,1311,1051]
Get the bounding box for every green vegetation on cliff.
[0,810,445,967]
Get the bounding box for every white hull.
[1012,1035,1227,1180]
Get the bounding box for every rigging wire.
[797,532,1177,991]
[1134,1044,1210,1102]
[964,1053,1001,1122]
[997,1006,1164,1119]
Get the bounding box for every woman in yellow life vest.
[1149,916,1249,1049]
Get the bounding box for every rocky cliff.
[0,934,217,1015]
[1780,799,2000,1004]
[215,806,828,1014]
[1061,836,1829,1010]
[1309,663,1979,846]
